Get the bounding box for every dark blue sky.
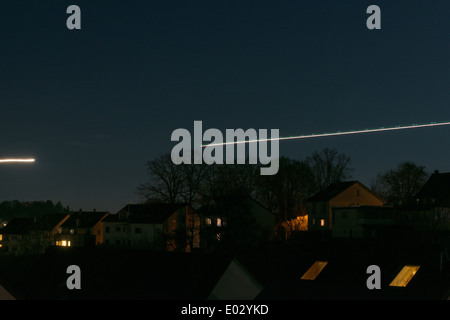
[0,1,449,213]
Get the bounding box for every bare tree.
[307,148,353,192]
[371,161,428,206]
[255,157,314,222]
[137,153,185,204]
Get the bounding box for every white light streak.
[202,121,450,147]
[0,159,35,163]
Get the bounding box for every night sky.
[0,1,449,213]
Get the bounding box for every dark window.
[105,227,110,233]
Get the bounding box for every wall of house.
[103,221,129,246]
[306,201,329,231]
[129,222,163,249]
[329,183,385,231]
[331,208,364,238]
[308,183,385,232]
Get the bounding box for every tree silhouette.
[371,161,428,206]
[306,148,353,192]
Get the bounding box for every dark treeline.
[138,148,430,225]
[0,200,69,221]
[137,148,353,223]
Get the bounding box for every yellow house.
[306,181,385,231]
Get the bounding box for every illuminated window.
[69,229,75,234]
[301,261,328,280]
[389,265,420,287]
[0,244,2,248]
[205,218,211,226]
[320,219,325,227]
[217,218,222,227]
[56,240,71,247]
[0,234,2,241]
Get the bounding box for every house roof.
[197,195,274,216]
[0,214,69,234]
[60,211,108,229]
[306,181,359,202]
[415,171,450,206]
[2,241,448,300]
[306,180,385,203]
[104,203,187,224]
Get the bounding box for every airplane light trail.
[0,159,35,163]
[202,121,450,147]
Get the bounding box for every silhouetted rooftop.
[104,203,187,224]
[60,211,108,229]
[307,181,359,202]
[415,171,450,206]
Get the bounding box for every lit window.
[301,261,328,280]
[0,244,2,248]
[217,218,222,227]
[389,265,420,287]
[320,219,325,227]
[70,229,75,234]
[0,234,2,241]
[205,218,211,226]
[56,240,71,247]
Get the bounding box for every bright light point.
[202,121,450,147]
[0,159,35,163]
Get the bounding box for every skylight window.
[301,261,328,280]
[389,265,420,287]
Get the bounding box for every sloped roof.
[306,181,358,202]
[0,284,15,300]
[415,171,450,206]
[104,203,187,224]
[2,241,448,300]
[0,214,69,235]
[60,211,108,229]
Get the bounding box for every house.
[55,211,109,247]
[197,196,276,251]
[415,170,450,207]
[102,203,199,251]
[331,206,413,239]
[306,181,386,232]
[0,214,70,254]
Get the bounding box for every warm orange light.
[301,261,328,280]
[389,265,420,287]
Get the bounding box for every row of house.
[1,171,450,254]
[0,197,276,254]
